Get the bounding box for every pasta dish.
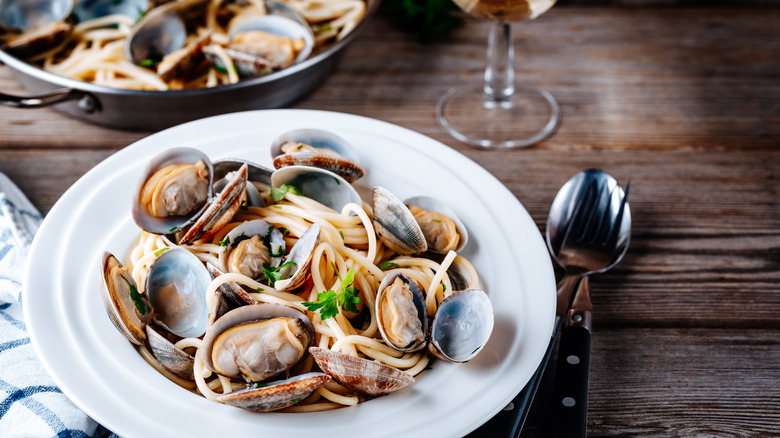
[100,129,494,412]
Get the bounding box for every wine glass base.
[436,79,561,149]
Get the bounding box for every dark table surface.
[1,4,778,437]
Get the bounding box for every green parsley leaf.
[120,274,147,315]
[339,230,345,240]
[153,247,169,257]
[253,382,269,389]
[262,261,297,285]
[301,267,361,319]
[270,184,303,202]
[219,235,231,252]
[334,177,341,185]
[279,227,290,236]
[255,287,264,292]
[168,226,178,233]
[379,262,399,270]
[232,233,250,247]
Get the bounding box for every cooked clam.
[405,196,468,254]
[220,219,286,278]
[0,0,73,58]
[200,304,315,382]
[100,252,153,346]
[217,372,330,412]
[375,272,427,352]
[309,347,414,396]
[132,147,214,236]
[428,289,494,363]
[145,247,212,339]
[270,129,365,183]
[272,222,321,292]
[372,186,427,255]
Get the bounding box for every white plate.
[23,110,555,438]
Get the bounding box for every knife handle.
[552,320,591,438]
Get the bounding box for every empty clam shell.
[100,252,153,346]
[146,325,195,380]
[270,129,365,183]
[429,289,494,363]
[271,165,361,213]
[309,347,414,396]
[375,272,428,352]
[214,159,272,207]
[273,222,320,292]
[372,186,427,255]
[405,196,468,254]
[217,372,330,412]
[145,247,212,339]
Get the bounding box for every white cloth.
[0,172,116,438]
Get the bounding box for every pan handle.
[0,88,100,113]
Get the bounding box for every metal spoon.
[474,169,630,436]
[550,171,631,437]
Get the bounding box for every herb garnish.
[270,184,302,202]
[339,230,345,240]
[232,233,251,247]
[253,382,269,389]
[279,227,290,236]
[263,226,285,257]
[379,262,399,270]
[301,267,361,319]
[262,261,297,285]
[153,247,169,257]
[120,274,147,315]
[168,226,178,233]
[139,52,164,68]
[219,235,231,252]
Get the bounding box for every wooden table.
[1,6,778,437]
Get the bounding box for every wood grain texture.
[0,6,778,437]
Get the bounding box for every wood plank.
[518,327,780,437]
[2,8,778,150]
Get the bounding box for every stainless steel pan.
[0,0,378,131]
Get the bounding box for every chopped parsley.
[379,262,399,270]
[120,274,147,315]
[270,184,302,202]
[339,230,345,240]
[279,227,291,236]
[253,382,269,389]
[219,235,231,252]
[262,261,297,285]
[153,247,169,257]
[255,287,264,292]
[168,226,178,233]
[301,267,361,319]
[139,52,164,68]
[232,233,251,247]
[334,177,341,185]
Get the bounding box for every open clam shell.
[309,347,414,396]
[375,272,428,353]
[213,159,273,207]
[178,163,247,245]
[145,247,212,339]
[220,219,286,276]
[405,196,468,254]
[217,372,330,412]
[224,14,314,72]
[100,252,153,346]
[274,222,321,292]
[74,0,149,22]
[271,165,361,213]
[372,186,427,255]
[270,129,365,183]
[429,289,494,363]
[200,303,315,382]
[132,147,214,236]
[146,325,195,380]
[206,263,256,326]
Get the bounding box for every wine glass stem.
[484,22,515,102]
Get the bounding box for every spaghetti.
[125,178,481,412]
[7,0,366,90]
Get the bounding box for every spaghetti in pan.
[100,129,494,412]
[1,0,366,91]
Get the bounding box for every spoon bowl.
[546,168,631,316]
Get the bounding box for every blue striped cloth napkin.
[0,172,116,438]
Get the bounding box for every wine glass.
[437,0,560,148]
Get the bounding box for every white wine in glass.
[437,0,560,148]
